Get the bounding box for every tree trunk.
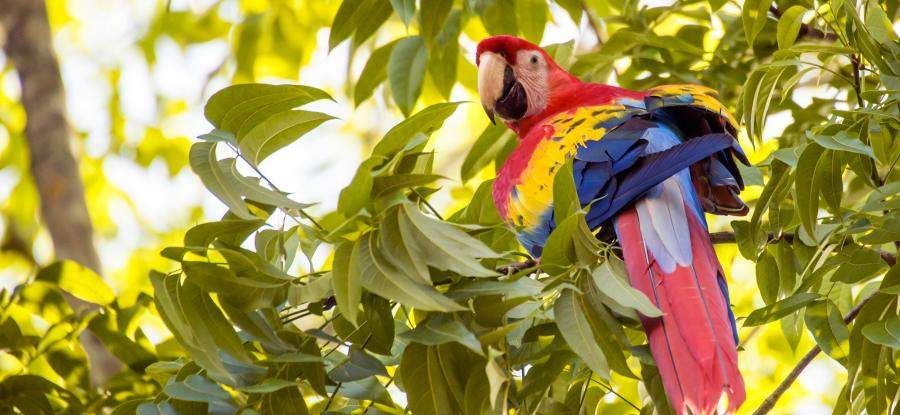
[0,0,122,385]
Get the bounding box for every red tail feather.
[616,207,745,414]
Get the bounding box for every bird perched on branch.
[477,35,748,415]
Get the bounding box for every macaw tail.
[614,174,745,414]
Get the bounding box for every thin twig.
[411,188,444,220]
[752,294,875,415]
[226,143,325,231]
[323,334,373,411]
[589,374,640,410]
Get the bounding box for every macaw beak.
[477,52,528,123]
[477,52,505,124]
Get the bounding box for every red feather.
[616,206,745,414]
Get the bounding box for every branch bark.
[752,294,874,415]
[0,0,121,385]
[769,5,839,42]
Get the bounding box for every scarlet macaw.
[477,35,748,414]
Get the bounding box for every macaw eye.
[530,55,539,65]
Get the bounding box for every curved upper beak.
[477,52,506,125]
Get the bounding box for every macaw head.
[476,35,575,124]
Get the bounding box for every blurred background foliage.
[0,0,897,414]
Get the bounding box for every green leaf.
[181,262,283,310]
[808,132,875,158]
[481,0,518,35]
[742,0,770,46]
[553,159,579,222]
[755,250,780,304]
[389,0,415,25]
[484,347,508,410]
[379,207,429,283]
[400,344,456,415]
[427,10,461,99]
[351,0,393,47]
[388,36,428,116]
[36,260,115,305]
[150,272,263,385]
[580,278,638,378]
[554,288,610,379]
[237,379,299,394]
[795,143,825,236]
[861,315,900,348]
[859,218,900,245]
[329,0,364,49]
[337,157,379,216]
[448,277,543,299]
[339,377,395,406]
[516,0,548,42]
[373,102,462,157]
[879,264,900,294]
[590,259,663,317]
[355,40,399,106]
[258,385,309,415]
[864,2,898,46]
[238,110,334,165]
[197,129,237,146]
[743,292,820,327]
[804,300,850,362]
[163,374,230,403]
[832,247,887,284]
[356,232,465,312]
[332,241,361,326]
[776,6,806,49]
[541,212,600,274]
[815,149,843,213]
[400,315,484,356]
[204,84,332,135]
[397,203,501,277]
[329,347,388,382]
[184,219,265,247]
[419,0,452,43]
[460,123,514,182]
[189,142,254,220]
[372,174,443,196]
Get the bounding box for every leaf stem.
[411,188,443,220]
[226,142,325,232]
[588,374,640,410]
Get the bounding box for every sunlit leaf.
[355,40,399,106]
[388,36,428,116]
[238,110,334,166]
[400,315,484,355]
[776,6,805,49]
[36,260,115,305]
[744,293,820,327]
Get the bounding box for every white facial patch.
[514,50,549,117]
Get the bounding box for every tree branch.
[769,5,839,42]
[0,0,122,385]
[752,294,874,415]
